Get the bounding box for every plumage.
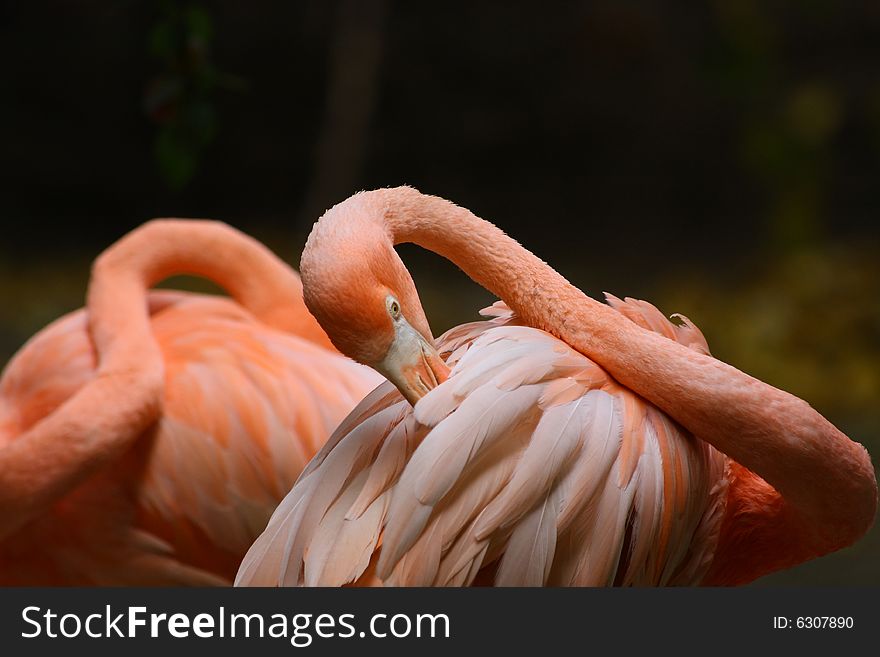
[237,187,876,587]
[237,301,727,586]
[0,221,381,585]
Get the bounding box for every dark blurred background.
[1,1,878,584]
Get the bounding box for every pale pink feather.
[236,299,728,587]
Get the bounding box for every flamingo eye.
[387,297,401,320]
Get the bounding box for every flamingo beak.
[375,318,450,406]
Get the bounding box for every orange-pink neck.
[89,220,334,364]
[0,220,332,541]
[312,187,876,580]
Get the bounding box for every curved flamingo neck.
[356,187,616,351]
[327,187,876,577]
[0,220,332,541]
[89,220,334,360]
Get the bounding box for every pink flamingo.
[0,220,380,585]
[237,187,876,586]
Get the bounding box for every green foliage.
[144,1,242,189]
[705,1,847,253]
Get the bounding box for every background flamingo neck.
[88,220,334,362]
[0,220,335,541]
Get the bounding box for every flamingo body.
[237,299,727,586]
[0,224,382,585]
[236,187,876,587]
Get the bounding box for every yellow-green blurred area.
[0,1,878,585]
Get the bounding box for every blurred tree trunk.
[299,0,389,226]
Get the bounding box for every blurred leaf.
[187,100,217,143]
[149,22,176,62]
[184,5,213,43]
[155,127,199,189]
[144,0,240,190]
[741,120,798,183]
[787,82,841,146]
[143,76,183,122]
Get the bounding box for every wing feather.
[378,383,542,578]
[474,395,591,539]
[495,490,559,586]
[237,299,728,588]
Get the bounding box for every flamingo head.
[301,201,449,405]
